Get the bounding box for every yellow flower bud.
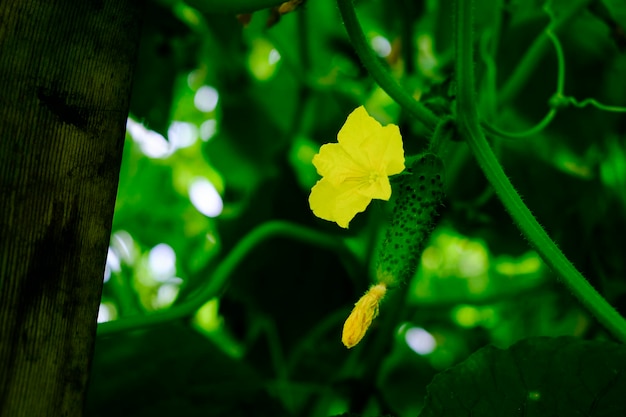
[341,284,387,348]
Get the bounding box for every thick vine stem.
[454,0,626,342]
[336,0,440,132]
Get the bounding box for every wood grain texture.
[0,1,141,416]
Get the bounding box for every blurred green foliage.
[89,0,626,416]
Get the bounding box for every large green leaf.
[419,337,626,417]
[86,323,287,417]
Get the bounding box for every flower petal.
[367,124,405,175]
[337,106,383,150]
[337,106,405,177]
[312,143,367,185]
[309,178,371,228]
[358,175,392,201]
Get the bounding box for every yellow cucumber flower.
[342,283,387,348]
[308,106,405,228]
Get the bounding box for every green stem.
[485,2,626,139]
[479,29,498,120]
[454,0,626,343]
[98,221,349,335]
[497,0,592,107]
[553,95,626,113]
[429,116,456,154]
[336,0,440,132]
[483,5,564,139]
[477,0,505,120]
[483,108,557,139]
[506,2,626,119]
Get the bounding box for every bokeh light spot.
[168,121,198,150]
[269,48,281,65]
[200,119,217,141]
[453,305,481,328]
[248,39,280,80]
[405,327,437,355]
[418,34,439,75]
[154,281,181,309]
[97,304,110,323]
[106,247,121,272]
[495,252,542,276]
[458,241,489,277]
[104,247,121,283]
[148,243,176,281]
[126,118,170,159]
[103,265,111,283]
[189,177,223,217]
[421,245,443,270]
[195,298,221,332]
[111,230,135,264]
[371,35,392,57]
[194,85,219,113]
[97,303,117,323]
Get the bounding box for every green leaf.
[86,323,287,417]
[419,337,626,417]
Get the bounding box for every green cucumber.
[375,153,445,287]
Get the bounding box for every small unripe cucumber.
[375,153,444,287]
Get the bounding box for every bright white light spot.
[155,282,181,308]
[194,85,219,113]
[405,327,437,355]
[97,304,111,323]
[104,247,121,283]
[248,39,279,80]
[268,48,281,65]
[168,121,198,150]
[107,247,121,272]
[126,118,171,159]
[148,243,176,281]
[189,178,223,217]
[103,264,111,283]
[200,119,217,141]
[371,36,392,57]
[111,230,135,264]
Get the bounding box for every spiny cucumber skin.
[376,154,444,287]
